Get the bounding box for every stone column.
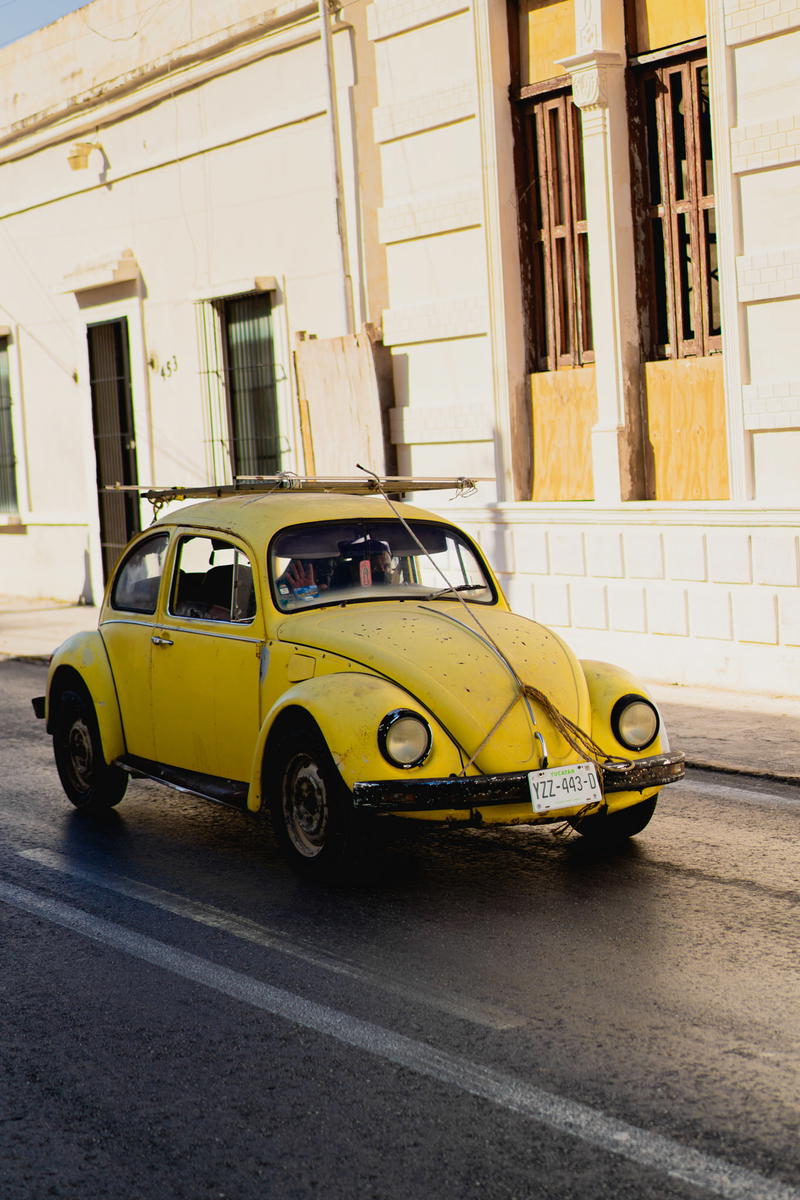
[558,1,647,501]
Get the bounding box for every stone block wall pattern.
[449,505,800,694]
[736,245,800,302]
[731,115,800,173]
[724,0,800,45]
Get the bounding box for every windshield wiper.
[426,583,486,599]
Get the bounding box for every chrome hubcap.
[282,754,329,858]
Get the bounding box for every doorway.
[87,318,140,580]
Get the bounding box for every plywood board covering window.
[530,367,597,500]
[644,357,729,500]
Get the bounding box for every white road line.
[681,777,800,811]
[2,877,797,1200]
[17,847,522,1031]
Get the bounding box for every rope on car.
[519,683,628,769]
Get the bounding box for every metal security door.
[222,293,280,478]
[87,318,140,580]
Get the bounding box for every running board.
[118,755,249,810]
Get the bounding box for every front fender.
[47,632,126,765]
[580,659,667,809]
[580,659,666,755]
[246,672,464,813]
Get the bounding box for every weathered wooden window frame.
[629,46,721,360]
[514,86,594,373]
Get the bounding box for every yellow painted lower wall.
[643,356,729,501]
[519,0,575,86]
[530,367,596,501]
[627,0,705,55]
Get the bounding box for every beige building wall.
[368,0,499,492]
[3,0,800,696]
[710,0,800,501]
[0,0,374,599]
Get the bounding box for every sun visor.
[273,521,449,559]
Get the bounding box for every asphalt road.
[2,659,798,1200]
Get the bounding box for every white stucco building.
[2,0,800,696]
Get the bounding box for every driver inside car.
[330,537,396,588]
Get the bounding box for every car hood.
[277,602,591,772]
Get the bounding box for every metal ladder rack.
[104,474,484,504]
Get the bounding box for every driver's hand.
[286,560,315,590]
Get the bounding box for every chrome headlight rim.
[378,709,433,769]
[610,693,660,751]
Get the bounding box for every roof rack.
[104,474,485,504]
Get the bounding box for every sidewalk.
[2,594,799,784]
[0,594,101,662]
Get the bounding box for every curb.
[685,759,800,788]
[0,654,51,664]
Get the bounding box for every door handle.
[151,634,174,647]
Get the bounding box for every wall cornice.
[0,1,318,161]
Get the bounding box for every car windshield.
[270,519,495,611]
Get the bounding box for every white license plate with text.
[527,761,602,814]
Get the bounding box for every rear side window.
[110,533,170,614]
[169,534,256,624]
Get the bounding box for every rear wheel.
[269,722,355,878]
[52,685,128,813]
[569,796,657,844]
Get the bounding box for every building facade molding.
[557,43,643,501]
[377,187,483,244]
[389,402,491,444]
[372,82,476,144]
[366,0,468,42]
[0,2,320,160]
[381,296,489,346]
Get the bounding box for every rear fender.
[47,632,126,765]
[247,672,463,813]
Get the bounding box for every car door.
[149,530,263,783]
[100,529,171,761]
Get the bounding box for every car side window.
[169,535,256,624]
[110,533,170,614]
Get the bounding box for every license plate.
[527,761,603,814]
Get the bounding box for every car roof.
[151,491,450,545]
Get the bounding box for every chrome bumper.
[351,751,685,814]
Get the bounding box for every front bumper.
[351,751,685,814]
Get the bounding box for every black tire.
[568,796,657,844]
[268,721,355,878]
[52,685,128,813]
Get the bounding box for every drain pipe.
[318,0,356,334]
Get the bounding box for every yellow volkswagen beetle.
[35,477,684,876]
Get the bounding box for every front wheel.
[269,723,356,878]
[52,685,128,813]
[568,796,657,844]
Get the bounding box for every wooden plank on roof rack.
[103,475,485,503]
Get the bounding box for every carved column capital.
[556,50,624,111]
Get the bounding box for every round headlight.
[611,694,660,751]
[378,710,432,769]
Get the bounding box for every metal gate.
[87,318,140,580]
